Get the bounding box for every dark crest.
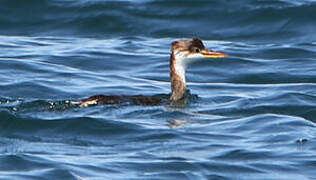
[189,38,206,52]
[172,38,206,52]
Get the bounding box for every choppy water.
[1,0,316,179]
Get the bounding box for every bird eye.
[194,48,200,53]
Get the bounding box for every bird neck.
[169,52,187,101]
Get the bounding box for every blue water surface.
[1,0,316,179]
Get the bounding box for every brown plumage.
[79,38,227,107]
[169,38,207,101]
[80,95,164,107]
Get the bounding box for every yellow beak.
[201,49,228,58]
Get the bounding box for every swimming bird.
[79,38,227,107]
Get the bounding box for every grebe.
[79,38,227,107]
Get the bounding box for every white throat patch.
[173,50,204,82]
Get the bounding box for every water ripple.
[1,0,316,179]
